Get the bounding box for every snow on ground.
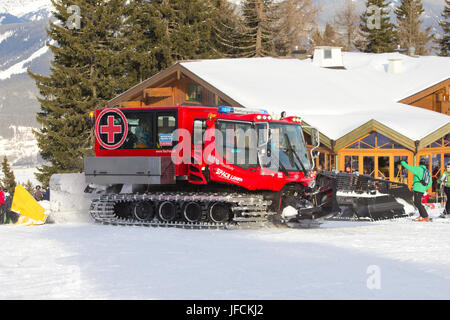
[1,213,450,299]
[1,173,450,299]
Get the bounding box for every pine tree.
[310,23,342,48]
[238,0,279,57]
[439,0,450,56]
[210,0,246,57]
[29,0,132,187]
[1,156,16,195]
[395,0,433,55]
[166,0,221,61]
[121,0,172,84]
[24,180,34,195]
[359,0,397,53]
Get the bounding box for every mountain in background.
[0,0,53,168]
[0,0,52,139]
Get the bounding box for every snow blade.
[322,171,413,220]
[337,194,407,220]
[292,172,340,222]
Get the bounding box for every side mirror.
[311,128,320,146]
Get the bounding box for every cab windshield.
[264,123,311,172]
[215,120,311,172]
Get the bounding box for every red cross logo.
[95,108,128,150]
[100,115,122,143]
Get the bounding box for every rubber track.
[89,192,278,230]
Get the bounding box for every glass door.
[394,156,408,184]
[431,154,442,192]
[377,156,390,179]
[363,156,375,177]
[344,155,359,173]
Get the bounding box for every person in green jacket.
[401,159,432,221]
[437,162,450,217]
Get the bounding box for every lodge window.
[324,49,332,59]
[424,134,450,149]
[345,132,406,149]
[186,83,203,102]
[344,155,359,173]
[339,131,412,183]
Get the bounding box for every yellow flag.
[11,185,47,224]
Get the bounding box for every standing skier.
[437,162,450,218]
[401,159,432,221]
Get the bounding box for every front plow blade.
[322,171,414,220]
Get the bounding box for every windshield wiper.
[269,146,289,176]
[283,133,308,174]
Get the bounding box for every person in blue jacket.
[401,159,433,221]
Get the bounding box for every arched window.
[338,131,413,184]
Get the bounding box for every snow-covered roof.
[179,52,450,142]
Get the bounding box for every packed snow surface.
[1,174,450,299]
[1,209,450,298]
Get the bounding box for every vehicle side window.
[215,121,258,169]
[193,119,206,147]
[119,111,153,150]
[157,114,177,148]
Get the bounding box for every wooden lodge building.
[106,49,450,195]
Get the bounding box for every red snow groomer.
[84,105,340,229]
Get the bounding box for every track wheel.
[158,201,177,222]
[183,202,203,223]
[208,202,231,223]
[132,201,155,221]
[115,201,132,219]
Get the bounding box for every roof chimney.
[312,46,345,69]
[387,58,403,74]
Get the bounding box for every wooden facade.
[399,78,450,115]
[107,64,239,109]
[106,61,450,195]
